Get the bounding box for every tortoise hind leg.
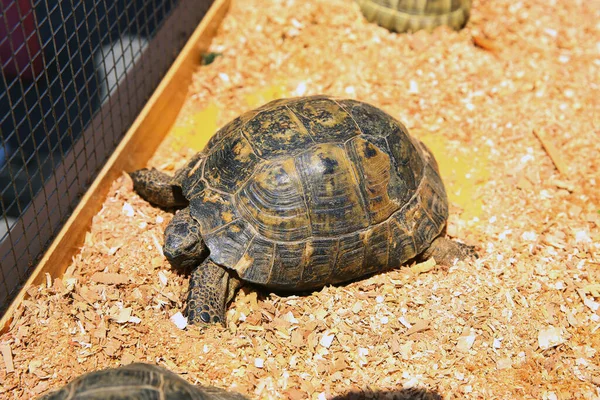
[129,168,188,208]
[185,259,242,325]
[419,236,477,266]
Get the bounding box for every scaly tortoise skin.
[356,0,471,33]
[130,95,476,326]
[39,363,249,400]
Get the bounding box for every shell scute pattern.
[189,190,239,234]
[337,99,401,138]
[388,215,418,263]
[385,127,424,201]
[203,131,259,193]
[235,159,310,242]
[243,104,315,158]
[235,236,273,280]
[204,219,254,268]
[345,135,398,224]
[268,242,307,287]
[421,164,449,230]
[294,143,370,237]
[287,97,362,143]
[301,239,337,285]
[332,230,369,280]
[363,221,391,273]
[183,96,447,289]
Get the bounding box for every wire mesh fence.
[0,0,214,312]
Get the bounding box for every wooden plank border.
[0,0,231,333]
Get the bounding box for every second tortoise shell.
[356,0,472,33]
[177,96,449,291]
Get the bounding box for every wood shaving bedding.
[1,0,599,398]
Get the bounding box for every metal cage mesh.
[0,0,213,311]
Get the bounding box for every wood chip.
[170,312,188,330]
[90,272,130,285]
[538,326,566,350]
[111,308,132,323]
[496,357,512,370]
[410,258,436,275]
[319,332,335,349]
[0,343,14,373]
[404,319,430,336]
[456,333,476,353]
[287,388,307,400]
[532,129,569,175]
[472,34,499,53]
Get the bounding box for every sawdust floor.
[2,0,600,399]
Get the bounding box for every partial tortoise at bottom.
[129,95,477,326]
[37,363,443,400]
[38,363,249,400]
[356,0,472,33]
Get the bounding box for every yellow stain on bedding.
[244,82,289,108]
[169,102,219,152]
[418,132,488,220]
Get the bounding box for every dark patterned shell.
[39,363,248,400]
[356,0,471,33]
[181,96,448,291]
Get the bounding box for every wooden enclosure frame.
[0,0,231,333]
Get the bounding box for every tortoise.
[356,0,471,33]
[39,363,248,400]
[130,95,476,326]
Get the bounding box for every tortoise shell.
[178,96,448,291]
[39,363,248,400]
[356,0,471,33]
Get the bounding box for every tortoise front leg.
[185,259,243,325]
[419,236,478,266]
[129,168,188,208]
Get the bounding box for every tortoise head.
[163,208,207,270]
